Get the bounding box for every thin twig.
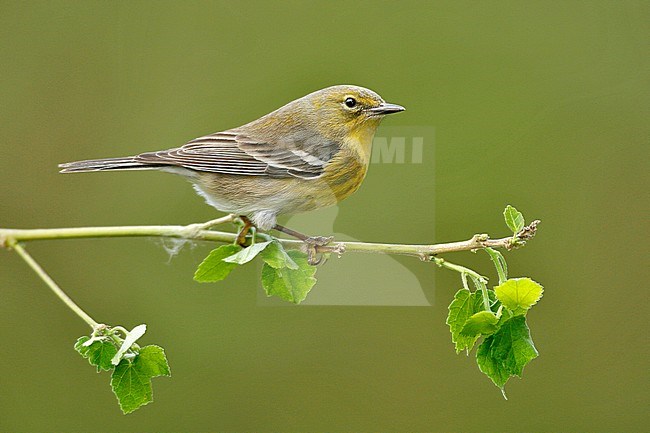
[1,219,539,328]
[0,219,539,259]
[9,242,98,328]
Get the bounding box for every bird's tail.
[58,156,159,173]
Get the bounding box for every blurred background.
[0,1,648,431]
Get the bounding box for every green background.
[1,1,648,431]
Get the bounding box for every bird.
[59,85,405,250]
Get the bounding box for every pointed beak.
[368,102,405,116]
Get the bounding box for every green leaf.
[194,244,242,282]
[261,250,317,304]
[223,241,272,265]
[110,345,170,414]
[476,315,538,389]
[259,240,299,269]
[503,205,525,234]
[446,289,485,353]
[75,336,117,372]
[75,336,93,357]
[460,311,500,337]
[135,345,171,378]
[495,278,544,315]
[111,360,152,414]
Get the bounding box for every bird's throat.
[346,121,381,165]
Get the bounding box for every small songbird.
[59,85,404,244]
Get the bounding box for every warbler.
[59,85,404,242]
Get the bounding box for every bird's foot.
[235,216,254,246]
[304,236,341,266]
[272,224,344,265]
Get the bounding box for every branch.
[0,219,540,259]
[0,208,543,404]
[9,241,99,328]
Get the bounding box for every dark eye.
[344,97,357,108]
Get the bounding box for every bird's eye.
[344,97,357,108]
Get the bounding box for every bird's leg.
[272,224,335,265]
[273,224,334,245]
[235,216,254,246]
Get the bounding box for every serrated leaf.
[495,278,544,315]
[460,311,500,337]
[135,345,171,378]
[476,315,538,389]
[261,250,316,304]
[111,360,152,414]
[75,336,91,355]
[110,345,170,414]
[259,240,299,269]
[75,336,117,372]
[503,205,525,234]
[446,289,485,353]
[223,241,272,265]
[194,244,242,282]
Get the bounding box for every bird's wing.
[135,130,340,179]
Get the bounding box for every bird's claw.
[304,236,334,265]
[235,216,253,246]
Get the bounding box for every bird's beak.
[368,102,406,115]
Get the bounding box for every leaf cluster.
[194,239,317,304]
[194,206,544,395]
[446,206,543,394]
[447,277,542,392]
[75,325,170,414]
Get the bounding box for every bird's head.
[302,85,405,141]
[250,85,405,144]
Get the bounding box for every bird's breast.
[322,146,369,202]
